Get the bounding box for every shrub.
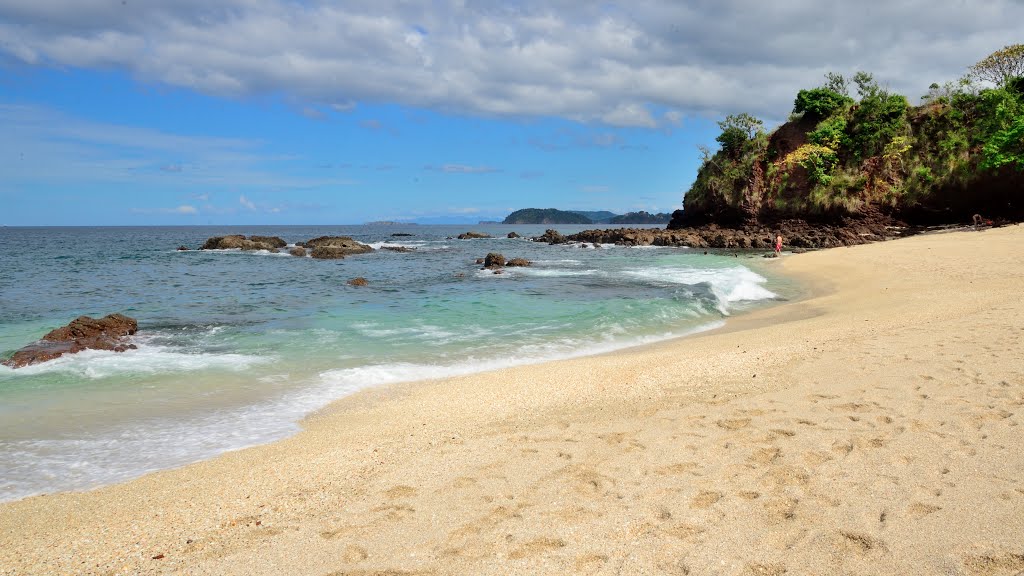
[808,116,848,149]
[793,88,853,118]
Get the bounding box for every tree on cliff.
[969,44,1024,87]
[715,113,763,158]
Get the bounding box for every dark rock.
[566,214,907,251]
[177,246,189,251]
[475,258,486,264]
[200,235,286,251]
[2,314,138,369]
[390,233,414,237]
[347,277,369,286]
[380,245,414,252]
[457,231,492,239]
[505,258,531,267]
[310,246,347,259]
[248,236,287,248]
[305,236,374,258]
[483,253,505,269]
[534,229,567,244]
[289,247,307,257]
[507,232,520,238]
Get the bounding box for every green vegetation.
[607,211,672,225]
[682,45,1024,223]
[503,208,672,225]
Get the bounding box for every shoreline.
[2,225,1022,575]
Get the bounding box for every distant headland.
[503,208,672,225]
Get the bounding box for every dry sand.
[2,225,1023,576]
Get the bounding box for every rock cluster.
[565,217,906,250]
[197,235,374,259]
[2,314,138,369]
[480,253,531,270]
[457,232,492,239]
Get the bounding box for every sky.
[1,1,1022,225]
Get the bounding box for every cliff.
[670,55,1024,230]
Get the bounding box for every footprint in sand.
[508,537,566,559]
[962,552,1024,576]
[384,485,418,499]
[836,530,888,555]
[716,418,752,430]
[690,490,723,509]
[745,563,788,576]
[906,502,942,518]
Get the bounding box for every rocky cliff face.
[675,78,1023,229]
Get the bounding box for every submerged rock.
[347,277,369,286]
[457,231,492,239]
[506,257,531,267]
[176,245,189,251]
[507,232,520,238]
[2,314,138,369]
[289,247,307,257]
[379,245,415,252]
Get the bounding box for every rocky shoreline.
[528,214,983,250]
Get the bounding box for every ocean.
[0,224,788,502]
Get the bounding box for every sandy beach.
[2,224,1022,575]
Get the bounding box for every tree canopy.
[969,44,1024,86]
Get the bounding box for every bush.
[808,116,848,149]
[793,88,853,118]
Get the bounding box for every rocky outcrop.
[176,246,189,251]
[249,236,287,248]
[2,314,138,369]
[507,232,521,238]
[533,229,568,244]
[347,277,369,286]
[506,258,531,267]
[483,253,506,268]
[305,236,374,259]
[289,247,307,257]
[200,235,285,251]
[457,232,492,239]
[379,245,415,252]
[569,216,907,250]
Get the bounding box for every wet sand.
[1,225,1022,575]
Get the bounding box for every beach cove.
[2,225,1023,575]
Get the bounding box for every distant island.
[365,221,417,226]
[503,208,672,225]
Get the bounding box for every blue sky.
[1,1,1021,225]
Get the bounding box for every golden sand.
[2,225,1022,575]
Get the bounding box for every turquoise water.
[0,225,784,502]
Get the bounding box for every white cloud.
[239,195,256,210]
[1,2,1022,124]
[173,204,198,214]
[436,164,499,174]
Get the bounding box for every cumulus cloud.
[1,1,1021,125]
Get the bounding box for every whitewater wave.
[1,344,270,379]
[624,265,776,314]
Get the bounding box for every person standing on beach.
[775,233,783,255]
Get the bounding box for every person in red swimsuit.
[774,233,783,255]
